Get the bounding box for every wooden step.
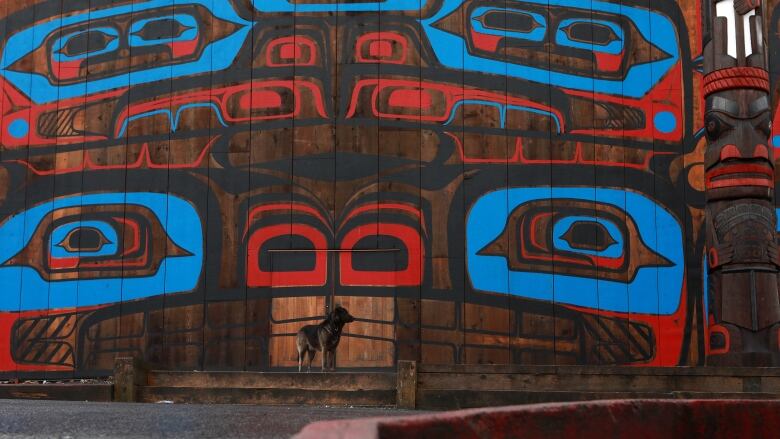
[147,371,396,391]
[137,386,396,406]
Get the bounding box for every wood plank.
[137,386,396,406]
[147,371,396,390]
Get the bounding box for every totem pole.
[704,0,780,365]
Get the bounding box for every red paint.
[246,223,328,288]
[356,32,408,64]
[340,223,423,287]
[469,28,502,52]
[705,164,774,189]
[239,90,283,110]
[168,39,199,58]
[388,89,433,110]
[719,144,741,160]
[595,52,624,72]
[266,36,317,67]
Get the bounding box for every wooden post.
[397,360,417,409]
[113,357,147,402]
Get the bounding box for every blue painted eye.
[129,14,198,47]
[552,216,623,258]
[50,221,118,258]
[52,27,120,62]
[471,7,547,42]
[555,18,624,55]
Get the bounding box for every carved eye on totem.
[705,113,734,141]
[754,113,772,137]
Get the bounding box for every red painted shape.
[708,324,731,356]
[356,32,408,64]
[246,223,328,288]
[266,36,317,67]
[369,40,392,59]
[753,143,770,160]
[719,144,741,160]
[239,90,283,109]
[279,43,302,60]
[168,39,199,58]
[594,52,624,72]
[705,163,774,189]
[469,28,501,52]
[388,88,433,110]
[294,400,780,439]
[339,223,423,287]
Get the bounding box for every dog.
[296,305,355,372]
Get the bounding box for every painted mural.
[0,0,773,377]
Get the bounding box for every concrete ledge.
[293,399,780,439]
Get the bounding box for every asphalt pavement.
[0,399,422,438]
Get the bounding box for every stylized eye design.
[244,202,331,288]
[129,15,198,47]
[338,204,425,287]
[0,193,203,311]
[704,113,734,142]
[555,218,620,256]
[424,0,678,98]
[53,28,120,62]
[1,1,251,104]
[555,19,624,54]
[244,201,425,288]
[53,223,114,256]
[467,187,684,315]
[470,7,546,42]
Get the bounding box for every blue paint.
[420,0,679,98]
[0,193,203,312]
[654,111,677,134]
[53,27,120,62]
[471,7,547,42]
[116,102,229,138]
[444,99,562,133]
[555,18,624,55]
[551,216,623,258]
[467,187,684,315]
[129,14,198,47]
[49,221,118,258]
[252,0,426,12]
[772,135,780,148]
[0,0,251,104]
[7,119,29,139]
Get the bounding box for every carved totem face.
[704,88,774,200]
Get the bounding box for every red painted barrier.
[293,399,780,439]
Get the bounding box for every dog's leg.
[321,349,326,372]
[307,350,315,373]
[297,348,303,373]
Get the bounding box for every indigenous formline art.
[0,0,773,376]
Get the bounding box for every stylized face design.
[704,89,774,198]
[243,196,425,289]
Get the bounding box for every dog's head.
[331,305,355,325]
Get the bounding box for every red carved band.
[705,163,774,189]
[735,0,762,15]
[703,67,769,97]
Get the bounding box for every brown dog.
[296,306,355,372]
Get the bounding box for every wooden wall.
[0,0,771,378]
